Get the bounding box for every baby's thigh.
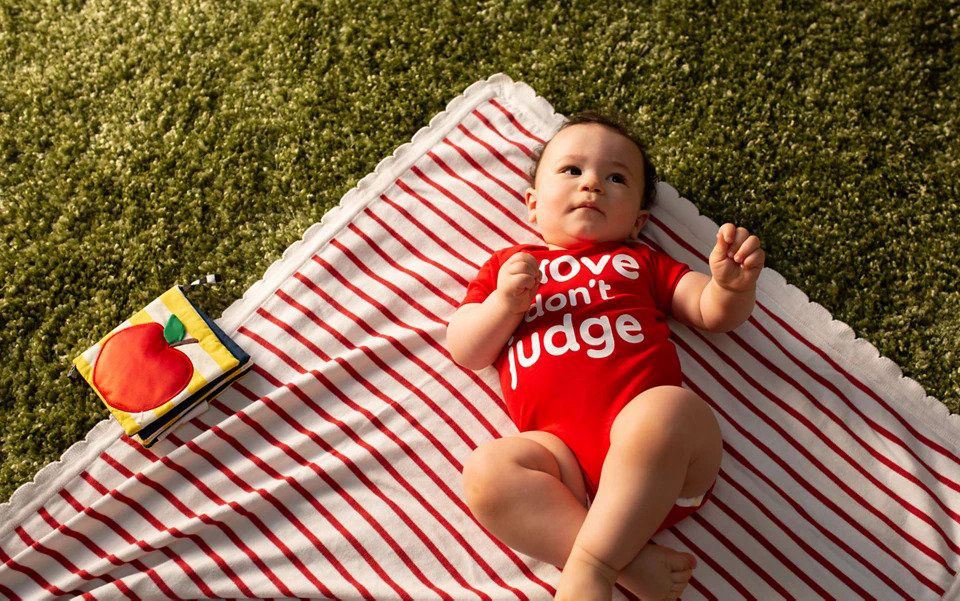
[462,431,590,512]
[515,430,590,508]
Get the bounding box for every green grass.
[1,0,958,504]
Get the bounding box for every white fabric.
[675,494,706,508]
[2,73,959,601]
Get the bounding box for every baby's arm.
[671,223,765,333]
[446,252,541,370]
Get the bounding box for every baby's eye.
[608,173,627,184]
[562,165,582,176]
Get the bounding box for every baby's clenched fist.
[493,252,541,314]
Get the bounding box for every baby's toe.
[667,551,697,572]
[668,566,693,599]
[667,581,688,600]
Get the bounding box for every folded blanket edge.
[0,419,122,540]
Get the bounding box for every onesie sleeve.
[458,249,508,307]
[648,247,692,315]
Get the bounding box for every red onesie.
[461,240,711,527]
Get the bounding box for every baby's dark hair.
[528,111,659,210]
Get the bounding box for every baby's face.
[525,123,648,250]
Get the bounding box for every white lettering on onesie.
[507,252,645,390]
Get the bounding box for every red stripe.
[56,489,214,599]
[324,239,446,324]
[283,274,508,433]
[685,323,960,555]
[719,443,917,599]
[684,579,717,601]
[15,525,141,601]
[165,430,365,601]
[38,508,170,601]
[231,371,510,600]
[727,326,960,530]
[669,529,731,600]
[70,475,246,598]
[110,445,309,598]
[411,164,518,246]
[0,573,17,601]
[394,178,495,255]
[456,123,530,181]
[426,149,539,239]
[759,305,960,478]
[702,495,833,598]
[236,325,476,503]
[377,195,481,270]
[204,402,463,601]
[689,513,793,599]
[238,361,548,598]
[346,222,463,304]
[356,211,471,288]
[250,303,473,467]
[240,310,510,592]
[99,448,280,598]
[747,312,960,494]
[487,98,546,145]
[315,243,505,405]
[713,470,875,598]
[442,137,525,202]
[164,433,355,600]
[202,397,485,601]
[194,392,452,596]
[311,242,506,408]
[0,533,86,598]
[240,316,476,500]
[64,482,235,598]
[682,376,938,597]
[648,214,960,471]
[680,330,953,575]
[472,107,535,158]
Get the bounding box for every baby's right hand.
[493,252,541,314]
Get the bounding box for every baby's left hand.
[710,223,765,292]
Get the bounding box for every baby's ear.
[525,187,538,223]
[630,210,650,239]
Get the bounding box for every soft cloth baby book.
[73,282,251,446]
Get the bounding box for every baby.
[446,112,764,601]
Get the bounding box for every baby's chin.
[539,221,637,249]
[542,233,632,250]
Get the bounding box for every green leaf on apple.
[163,315,187,345]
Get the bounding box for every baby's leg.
[461,429,702,599]
[556,385,723,601]
[461,430,590,569]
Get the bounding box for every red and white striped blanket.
[2,74,959,600]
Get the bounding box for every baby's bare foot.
[619,543,696,601]
[554,545,618,601]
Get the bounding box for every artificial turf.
[1,0,957,503]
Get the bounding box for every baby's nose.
[580,174,602,193]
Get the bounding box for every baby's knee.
[462,441,510,518]
[461,437,556,518]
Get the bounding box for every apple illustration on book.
[93,315,196,412]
